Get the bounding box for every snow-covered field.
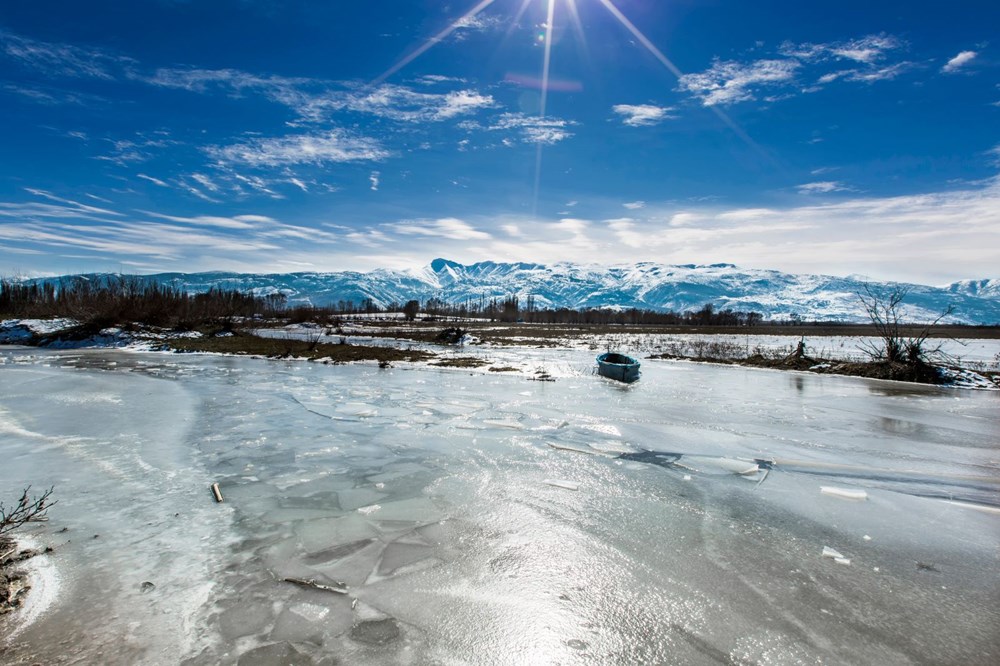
[1,345,998,664]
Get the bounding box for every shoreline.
[1,535,59,646]
[1,316,998,390]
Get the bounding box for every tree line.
[0,276,286,330]
[2,277,770,328]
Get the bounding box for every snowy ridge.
[21,259,1000,324]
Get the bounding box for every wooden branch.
[282,577,348,594]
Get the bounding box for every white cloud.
[797,181,850,194]
[489,113,575,144]
[390,217,491,240]
[370,171,381,192]
[623,201,646,210]
[306,84,495,124]
[842,62,911,83]
[678,59,800,106]
[9,178,998,282]
[454,13,505,32]
[780,34,902,65]
[95,135,177,166]
[669,213,702,227]
[179,181,221,203]
[146,68,494,125]
[20,188,122,218]
[942,50,977,74]
[190,173,221,193]
[140,212,262,230]
[587,178,1000,283]
[415,74,468,86]
[145,67,293,92]
[206,131,389,168]
[681,34,908,107]
[233,173,280,197]
[612,104,675,127]
[0,30,135,79]
[137,173,169,187]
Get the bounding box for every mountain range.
[29,259,1000,324]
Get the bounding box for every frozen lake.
[1,346,998,665]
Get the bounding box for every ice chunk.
[236,642,312,666]
[295,514,379,553]
[820,486,868,501]
[269,604,328,644]
[686,456,760,476]
[303,538,377,565]
[834,557,852,566]
[378,541,437,576]
[579,422,622,437]
[350,618,401,646]
[361,497,442,523]
[822,546,845,559]
[218,601,274,640]
[482,419,525,430]
[337,487,388,511]
[543,479,580,491]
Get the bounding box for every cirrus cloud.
[612,104,676,127]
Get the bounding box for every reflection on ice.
[0,346,997,664]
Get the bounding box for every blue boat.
[596,352,641,383]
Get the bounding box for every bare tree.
[0,487,55,538]
[857,284,952,364]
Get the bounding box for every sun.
[375,0,681,92]
[372,1,756,213]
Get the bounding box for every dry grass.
[166,333,433,364]
[343,320,1000,347]
[429,357,490,368]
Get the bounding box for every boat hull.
[596,353,641,383]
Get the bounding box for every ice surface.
[1,345,998,665]
[821,485,869,500]
[543,479,581,491]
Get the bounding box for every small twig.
[282,577,349,594]
[0,486,56,538]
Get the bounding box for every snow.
[14,258,1000,323]
[1,346,998,664]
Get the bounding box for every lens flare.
[374,0,771,213]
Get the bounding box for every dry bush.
[0,487,55,538]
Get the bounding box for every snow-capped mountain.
[944,278,1000,301]
[26,259,1000,324]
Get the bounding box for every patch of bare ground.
[166,332,434,364]
[650,351,950,385]
[429,357,490,368]
[344,320,1000,346]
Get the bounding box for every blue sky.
[1,0,997,284]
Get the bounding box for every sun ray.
[504,0,536,42]
[596,0,682,78]
[539,0,557,118]
[597,0,774,163]
[564,0,588,53]
[532,0,558,215]
[373,0,498,85]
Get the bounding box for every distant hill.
[21,259,1000,325]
